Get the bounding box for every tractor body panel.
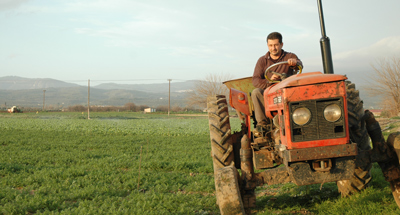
[230,88,251,116]
[264,73,350,150]
[224,77,255,117]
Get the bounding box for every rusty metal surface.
[253,166,292,187]
[264,80,350,150]
[252,148,275,169]
[224,77,255,117]
[251,155,355,187]
[283,143,357,163]
[223,76,255,93]
[267,72,347,94]
[230,88,251,116]
[288,157,355,186]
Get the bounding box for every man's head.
[267,32,283,59]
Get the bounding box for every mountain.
[94,80,197,93]
[0,76,382,110]
[0,76,193,109]
[0,86,189,109]
[0,76,79,90]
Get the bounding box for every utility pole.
[168,79,172,116]
[88,79,90,119]
[43,90,46,111]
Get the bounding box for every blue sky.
[1,0,400,86]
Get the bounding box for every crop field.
[1,112,400,214]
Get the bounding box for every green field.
[1,112,400,214]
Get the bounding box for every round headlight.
[292,107,311,125]
[324,104,342,122]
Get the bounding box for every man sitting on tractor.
[251,32,303,135]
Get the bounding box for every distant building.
[144,108,156,113]
[7,106,21,113]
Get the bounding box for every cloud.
[333,36,400,71]
[69,1,187,49]
[0,0,29,11]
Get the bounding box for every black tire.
[387,132,400,208]
[337,81,372,197]
[207,95,235,171]
[207,95,245,214]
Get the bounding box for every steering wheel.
[264,61,303,83]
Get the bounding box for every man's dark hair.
[267,32,282,43]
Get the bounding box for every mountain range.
[0,76,196,110]
[0,76,381,110]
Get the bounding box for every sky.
[1,0,400,86]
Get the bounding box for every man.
[251,32,303,132]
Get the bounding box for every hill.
[0,76,79,90]
[0,76,192,109]
[94,80,197,93]
[0,76,382,110]
[0,87,189,109]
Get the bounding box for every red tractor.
[206,1,400,214]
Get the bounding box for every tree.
[366,57,400,116]
[124,102,137,111]
[186,73,233,108]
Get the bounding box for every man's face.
[267,39,283,58]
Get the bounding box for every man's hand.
[271,74,281,81]
[288,58,298,66]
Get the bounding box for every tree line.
[67,103,201,113]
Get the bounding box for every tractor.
[206,1,400,214]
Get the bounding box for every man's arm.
[252,57,268,89]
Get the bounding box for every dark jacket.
[252,50,303,89]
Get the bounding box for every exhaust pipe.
[317,0,334,74]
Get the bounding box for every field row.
[1,112,400,214]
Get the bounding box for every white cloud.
[333,36,400,72]
[335,36,400,60]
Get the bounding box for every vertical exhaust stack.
[317,0,334,74]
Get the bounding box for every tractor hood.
[268,71,347,94]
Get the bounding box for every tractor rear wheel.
[387,132,400,207]
[337,81,372,197]
[207,95,245,215]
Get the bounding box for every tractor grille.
[290,98,346,142]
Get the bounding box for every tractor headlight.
[324,104,342,122]
[292,107,311,125]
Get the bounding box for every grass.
[1,112,400,214]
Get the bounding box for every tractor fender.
[229,88,251,116]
